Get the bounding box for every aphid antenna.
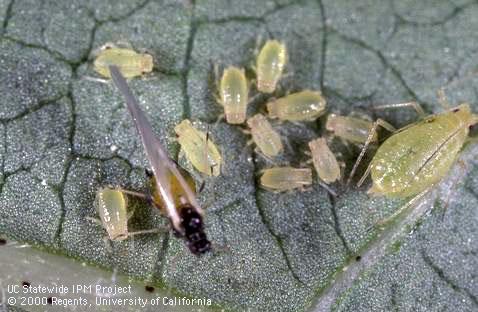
[317,181,338,197]
[347,119,396,186]
[372,101,425,118]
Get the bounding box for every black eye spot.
[22,281,30,287]
[144,285,155,293]
[0,238,6,245]
[452,108,460,112]
[355,255,362,262]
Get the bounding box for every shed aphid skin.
[326,114,378,144]
[308,138,341,184]
[260,167,313,192]
[246,113,283,158]
[93,43,153,79]
[94,187,158,241]
[353,102,478,199]
[256,40,287,93]
[174,119,222,177]
[218,66,249,124]
[109,65,211,255]
[267,90,327,121]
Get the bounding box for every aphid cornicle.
[246,113,283,158]
[356,103,478,198]
[93,44,153,79]
[326,114,377,144]
[260,167,313,192]
[109,65,211,255]
[218,66,249,124]
[256,40,287,93]
[267,90,327,121]
[308,138,341,184]
[174,119,222,177]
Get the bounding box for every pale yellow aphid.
[218,66,249,124]
[308,138,341,184]
[93,45,153,79]
[260,167,312,192]
[267,90,326,121]
[95,187,129,241]
[256,40,287,93]
[246,114,283,158]
[326,113,377,144]
[174,119,222,176]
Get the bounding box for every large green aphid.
[355,103,478,198]
[256,40,287,93]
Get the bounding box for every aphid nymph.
[260,166,312,192]
[256,40,287,93]
[218,66,249,124]
[93,43,153,79]
[174,119,222,177]
[308,138,341,184]
[95,187,129,241]
[109,65,211,255]
[246,113,283,158]
[326,113,378,144]
[267,90,327,121]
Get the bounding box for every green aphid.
[267,90,327,121]
[256,40,287,93]
[356,103,478,198]
[93,43,153,79]
[218,66,249,124]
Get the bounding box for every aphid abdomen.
[326,114,377,144]
[267,90,326,121]
[369,112,469,197]
[151,168,196,214]
[174,120,222,176]
[220,67,248,124]
[260,167,312,192]
[95,188,128,241]
[309,138,341,184]
[247,114,283,157]
[94,48,153,78]
[256,40,287,93]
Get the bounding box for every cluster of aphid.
[89,41,478,255]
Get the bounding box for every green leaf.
[1,1,477,311]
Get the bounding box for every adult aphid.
[109,65,211,255]
[217,66,249,124]
[352,100,478,199]
[256,40,287,93]
[93,42,153,79]
[267,90,327,121]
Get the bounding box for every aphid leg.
[102,236,114,253]
[373,101,425,118]
[347,118,396,186]
[82,76,110,84]
[115,39,134,50]
[441,160,467,220]
[127,228,165,237]
[375,188,432,228]
[318,181,338,197]
[437,88,451,110]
